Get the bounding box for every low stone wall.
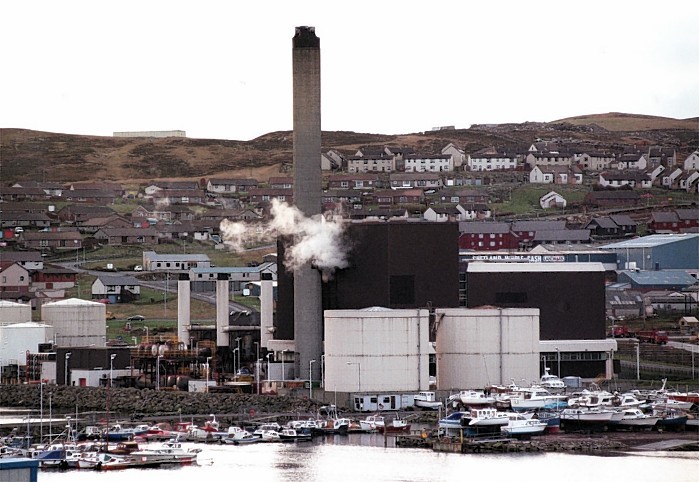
[0,385,318,420]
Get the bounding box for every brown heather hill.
[1,113,697,184]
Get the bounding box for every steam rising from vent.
[220,199,349,278]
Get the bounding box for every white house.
[574,152,616,171]
[404,154,453,173]
[615,153,648,170]
[91,275,141,303]
[468,153,519,171]
[661,168,683,188]
[422,206,460,222]
[683,150,699,171]
[441,143,465,168]
[540,191,567,209]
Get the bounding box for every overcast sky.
[2,1,698,141]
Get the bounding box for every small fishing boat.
[414,391,442,410]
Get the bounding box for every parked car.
[133,265,143,271]
[127,315,145,322]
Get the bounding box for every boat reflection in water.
[37,433,699,482]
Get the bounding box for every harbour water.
[37,433,699,482]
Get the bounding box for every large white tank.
[324,307,430,392]
[0,322,54,366]
[435,307,540,390]
[0,300,32,326]
[41,298,106,347]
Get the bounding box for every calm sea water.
[37,433,699,482]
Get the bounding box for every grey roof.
[609,214,637,226]
[600,233,699,250]
[512,220,566,232]
[588,217,618,229]
[96,275,141,285]
[458,221,511,234]
[651,211,680,223]
[618,270,698,287]
[676,209,699,221]
[533,229,591,242]
[190,262,276,275]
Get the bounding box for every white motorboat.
[464,407,509,427]
[501,413,547,436]
[560,407,615,423]
[617,408,660,428]
[359,414,384,432]
[509,386,568,411]
[651,398,694,411]
[279,428,312,442]
[222,426,261,444]
[539,368,565,390]
[130,441,200,466]
[414,391,442,410]
[455,390,495,407]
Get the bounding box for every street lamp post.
[40,381,45,441]
[64,352,71,386]
[266,353,273,381]
[109,354,116,388]
[636,342,640,381]
[309,359,317,400]
[156,355,161,390]
[232,348,239,376]
[235,337,242,374]
[347,362,361,392]
[206,356,212,393]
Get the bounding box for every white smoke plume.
[220,199,350,278]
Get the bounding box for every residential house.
[404,153,453,172]
[142,251,211,272]
[247,188,293,205]
[423,206,460,222]
[389,173,443,190]
[530,166,583,184]
[599,170,652,188]
[151,189,205,205]
[615,152,648,170]
[0,262,31,301]
[584,190,642,207]
[458,221,519,251]
[199,208,261,222]
[441,143,465,169]
[206,178,259,194]
[587,214,638,238]
[525,150,573,168]
[574,151,616,171]
[683,150,699,171]
[57,205,114,223]
[467,151,519,171]
[91,275,141,303]
[647,146,676,169]
[511,220,567,248]
[539,191,566,209]
[93,227,159,246]
[0,211,52,231]
[355,146,387,157]
[31,265,76,291]
[78,214,133,234]
[131,204,174,223]
[144,181,200,196]
[326,173,381,190]
[346,207,410,221]
[678,171,699,192]
[0,186,51,202]
[268,177,293,189]
[321,190,363,211]
[648,165,666,184]
[439,189,490,205]
[660,168,683,188]
[676,209,699,232]
[346,155,395,173]
[0,251,44,271]
[62,188,117,204]
[67,181,124,197]
[456,203,491,221]
[11,181,65,197]
[322,150,345,171]
[532,229,591,246]
[372,189,424,206]
[19,231,82,251]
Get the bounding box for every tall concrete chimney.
[177,273,190,347]
[292,26,322,380]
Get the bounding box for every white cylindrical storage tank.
[436,307,540,390]
[0,300,32,326]
[0,322,54,366]
[324,307,430,392]
[41,298,107,347]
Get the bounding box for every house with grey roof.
[91,275,141,303]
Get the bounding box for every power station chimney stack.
[292,26,322,381]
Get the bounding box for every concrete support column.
[216,274,230,347]
[177,274,190,347]
[260,272,274,349]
